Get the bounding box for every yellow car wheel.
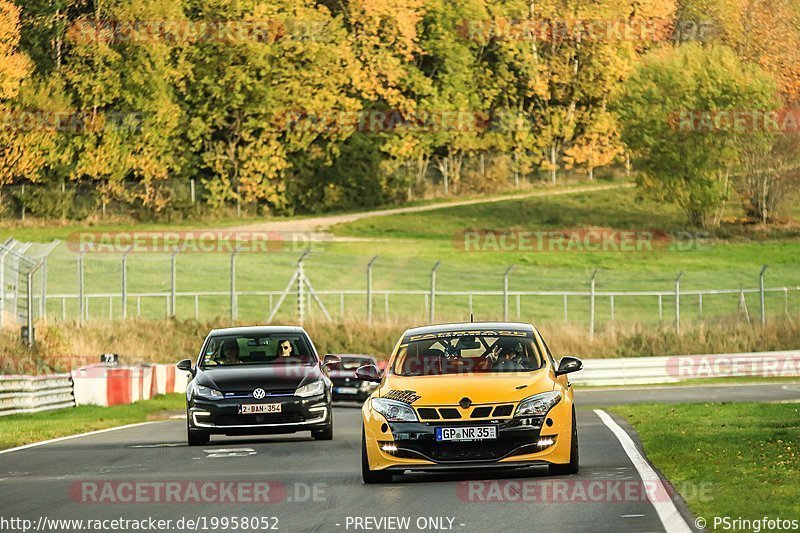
[361,426,393,484]
[549,408,579,475]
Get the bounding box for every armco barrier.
[0,374,76,416]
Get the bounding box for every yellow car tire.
[361,427,393,484]
[549,408,579,475]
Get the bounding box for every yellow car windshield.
[392,335,545,376]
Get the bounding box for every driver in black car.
[220,339,240,365]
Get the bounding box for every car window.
[200,334,315,367]
[392,334,545,376]
[536,330,558,368]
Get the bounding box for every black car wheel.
[187,418,210,446]
[361,426,393,484]
[549,408,579,475]
[312,417,333,440]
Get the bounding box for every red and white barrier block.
[71,364,190,407]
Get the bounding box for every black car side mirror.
[555,356,583,376]
[177,359,194,374]
[322,354,342,367]
[355,364,382,383]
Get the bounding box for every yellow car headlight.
[371,398,418,422]
[515,391,562,417]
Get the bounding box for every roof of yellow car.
[403,322,535,338]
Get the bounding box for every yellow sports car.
[356,322,583,483]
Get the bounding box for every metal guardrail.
[0,374,76,416]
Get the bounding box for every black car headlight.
[514,391,562,417]
[371,398,418,422]
[295,380,325,398]
[193,384,223,401]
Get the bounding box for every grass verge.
[0,393,184,451]
[611,402,800,520]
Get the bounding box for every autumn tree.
[0,0,35,212]
[618,43,778,228]
[181,0,361,215]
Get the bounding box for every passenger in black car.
[278,339,293,358]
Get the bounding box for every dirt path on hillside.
[210,182,633,237]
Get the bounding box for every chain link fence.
[5,243,797,336]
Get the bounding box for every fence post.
[297,251,310,325]
[503,265,514,321]
[230,249,239,321]
[78,252,85,325]
[675,271,684,333]
[0,252,7,330]
[122,249,130,320]
[40,255,47,320]
[785,287,789,316]
[0,249,5,329]
[759,265,768,327]
[589,269,599,340]
[367,255,377,325]
[170,251,178,318]
[429,261,441,323]
[563,294,568,323]
[26,270,34,346]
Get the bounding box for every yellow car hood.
[378,370,554,405]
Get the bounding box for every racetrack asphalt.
[1,382,797,533]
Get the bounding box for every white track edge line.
[594,409,693,533]
[0,421,166,456]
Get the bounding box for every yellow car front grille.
[415,404,515,421]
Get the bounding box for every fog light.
[381,443,398,452]
[537,437,555,448]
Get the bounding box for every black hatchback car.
[177,326,340,446]
[328,354,381,402]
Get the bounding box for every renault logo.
[459,397,472,409]
[253,388,266,399]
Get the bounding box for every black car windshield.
[200,334,316,367]
[392,334,545,376]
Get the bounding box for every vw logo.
[253,388,266,399]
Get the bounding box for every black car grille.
[223,389,296,399]
[216,413,304,426]
[393,435,539,463]
[415,404,515,421]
